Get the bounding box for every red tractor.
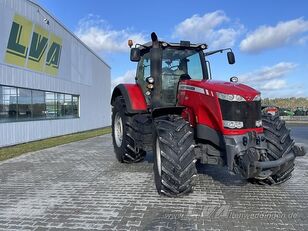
[111,33,306,197]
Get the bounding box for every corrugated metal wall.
[0,0,111,147]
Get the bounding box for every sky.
[37,0,308,98]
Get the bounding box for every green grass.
[0,127,111,162]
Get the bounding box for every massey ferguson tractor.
[111,32,306,197]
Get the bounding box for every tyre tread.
[252,114,295,185]
[154,115,196,197]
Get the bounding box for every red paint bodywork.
[178,80,263,136]
[121,80,263,136]
[124,84,147,111]
[264,106,278,116]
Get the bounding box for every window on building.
[45,92,57,118]
[64,94,73,116]
[57,93,65,117]
[72,95,79,117]
[0,84,80,123]
[32,90,46,119]
[17,88,32,120]
[0,86,17,122]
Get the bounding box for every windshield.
[159,48,206,105]
[136,47,207,106]
[162,48,205,81]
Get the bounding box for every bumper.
[254,144,306,170]
[224,132,267,174]
[254,152,295,169]
[224,133,305,179]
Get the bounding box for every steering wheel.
[170,65,179,71]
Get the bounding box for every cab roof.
[136,41,208,50]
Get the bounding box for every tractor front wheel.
[112,96,146,163]
[250,114,296,184]
[153,114,197,197]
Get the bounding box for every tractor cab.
[130,35,235,108]
[134,44,207,106]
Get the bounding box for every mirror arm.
[205,48,232,56]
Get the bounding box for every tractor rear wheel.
[153,114,197,197]
[112,96,146,163]
[251,114,295,185]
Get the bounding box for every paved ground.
[0,125,307,231]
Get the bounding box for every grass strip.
[0,127,111,162]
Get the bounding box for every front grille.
[219,99,261,129]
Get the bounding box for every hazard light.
[128,40,133,48]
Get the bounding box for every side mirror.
[227,51,235,64]
[130,48,140,62]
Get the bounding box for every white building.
[0,0,111,147]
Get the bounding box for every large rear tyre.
[250,114,295,185]
[153,115,197,197]
[112,96,146,163]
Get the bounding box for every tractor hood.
[196,80,260,100]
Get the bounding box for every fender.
[111,84,147,113]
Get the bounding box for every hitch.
[252,145,306,179]
[293,144,307,157]
[254,152,295,169]
[239,145,306,179]
[253,144,306,175]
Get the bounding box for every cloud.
[238,62,298,95]
[240,18,308,53]
[261,87,307,98]
[238,62,297,83]
[75,14,146,53]
[112,70,136,89]
[297,35,308,45]
[261,79,287,90]
[172,11,244,49]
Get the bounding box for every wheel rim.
[114,113,123,147]
[156,137,162,176]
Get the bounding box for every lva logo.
[5,14,62,76]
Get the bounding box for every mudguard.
[111,84,147,113]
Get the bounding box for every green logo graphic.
[5,14,62,76]
[28,32,48,62]
[6,22,28,58]
[46,42,61,68]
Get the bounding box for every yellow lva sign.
[5,14,62,76]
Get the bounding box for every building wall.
[0,0,111,147]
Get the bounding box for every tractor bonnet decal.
[179,84,214,96]
[179,84,205,94]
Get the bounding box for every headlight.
[253,94,261,101]
[146,77,154,84]
[255,120,262,127]
[200,44,207,49]
[223,120,244,129]
[147,84,154,89]
[217,92,246,102]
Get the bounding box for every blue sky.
[37,0,308,98]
